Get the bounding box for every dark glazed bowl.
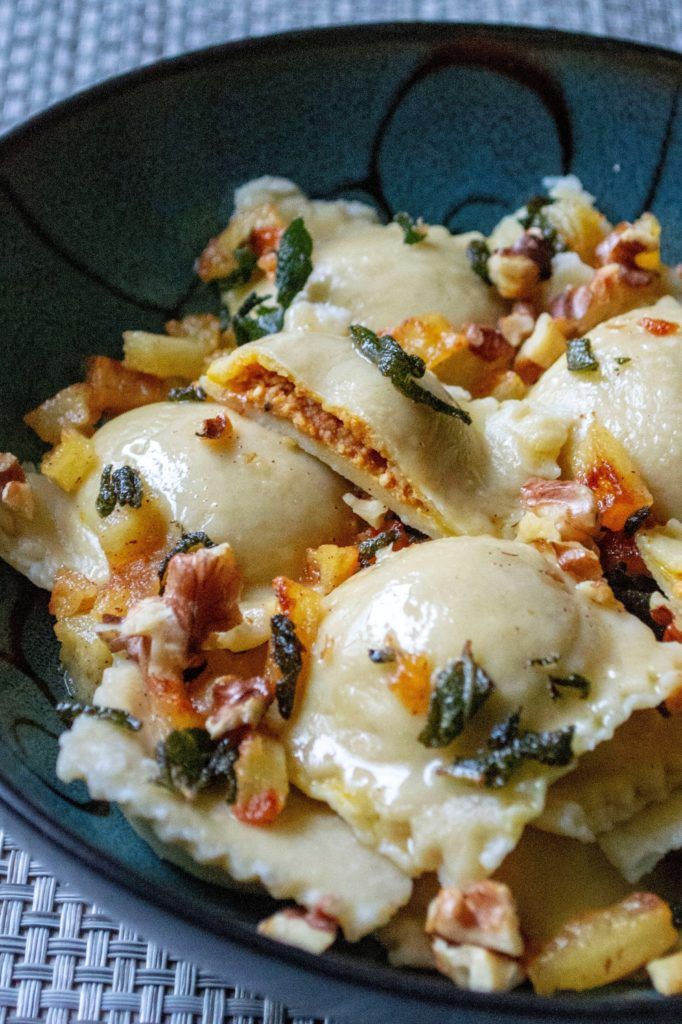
[0,23,681,1024]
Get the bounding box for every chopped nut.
[233,731,289,825]
[498,302,536,348]
[195,412,233,442]
[204,675,271,738]
[550,541,603,581]
[596,213,661,271]
[0,453,25,490]
[1,479,34,518]
[257,907,338,954]
[488,248,542,301]
[426,881,524,957]
[550,263,664,338]
[163,542,242,651]
[520,477,599,543]
[647,950,682,995]
[432,939,526,992]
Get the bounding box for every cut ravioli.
[528,298,682,520]
[280,536,682,885]
[537,710,682,842]
[56,658,412,941]
[75,401,357,594]
[206,332,566,539]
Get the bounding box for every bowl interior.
[0,22,681,1016]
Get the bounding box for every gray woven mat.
[0,1,681,1021]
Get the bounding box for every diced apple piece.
[636,520,682,619]
[432,939,525,992]
[95,496,168,570]
[24,383,98,445]
[86,355,168,414]
[41,431,98,493]
[233,731,289,825]
[527,893,677,995]
[305,543,359,595]
[49,568,99,618]
[257,907,337,954]
[515,313,567,384]
[54,614,112,699]
[123,330,217,380]
[647,950,682,995]
[566,418,653,532]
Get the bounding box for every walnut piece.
[426,881,524,957]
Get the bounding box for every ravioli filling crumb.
[228,366,431,516]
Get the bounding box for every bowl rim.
[0,19,681,1020]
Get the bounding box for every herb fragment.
[604,564,663,638]
[96,464,144,518]
[271,613,305,719]
[156,728,239,801]
[275,217,313,310]
[614,356,631,366]
[350,324,471,424]
[466,238,491,284]
[548,674,591,700]
[517,195,565,256]
[358,527,401,567]
[566,337,600,373]
[368,647,397,663]
[624,506,651,536]
[56,701,141,732]
[218,246,259,291]
[393,212,426,245]
[158,530,216,591]
[528,654,560,667]
[168,384,207,402]
[233,293,284,346]
[419,641,495,748]
[443,710,575,788]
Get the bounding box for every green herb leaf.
[218,246,258,291]
[624,506,651,536]
[419,641,495,748]
[56,701,141,732]
[276,217,313,310]
[168,384,207,402]
[358,527,401,567]
[156,728,239,801]
[368,647,397,663]
[566,337,600,373]
[444,711,575,788]
[614,356,631,366]
[519,195,555,223]
[604,565,663,638]
[96,464,144,519]
[158,530,216,591]
[548,674,591,700]
[393,212,426,245]
[466,238,492,284]
[517,196,566,256]
[350,324,472,425]
[232,292,285,346]
[271,613,305,719]
[528,654,560,667]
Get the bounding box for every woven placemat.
[0,2,681,1021]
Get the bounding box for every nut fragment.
[426,881,524,957]
[204,675,271,738]
[647,950,682,995]
[257,907,338,954]
[195,412,233,442]
[596,213,661,271]
[488,248,542,301]
[432,939,526,992]
[520,477,599,543]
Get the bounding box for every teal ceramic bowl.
[0,23,681,1023]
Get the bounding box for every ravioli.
[56,657,412,941]
[206,331,566,539]
[75,401,357,593]
[537,710,682,842]
[280,537,682,884]
[598,793,682,882]
[528,298,682,520]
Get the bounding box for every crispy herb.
[466,238,491,284]
[657,701,672,719]
[548,674,591,700]
[275,217,313,310]
[350,324,471,424]
[182,661,208,683]
[56,701,141,732]
[168,384,207,402]
[518,195,565,256]
[218,246,258,291]
[393,212,426,245]
[358,527,401,567]
[271,613,305,719]
[566,337,600,373]
[443,710,575,788]
[604,564,663,638]
[233,293,284,346]
[624,506,651,536]
[158,530,216,591]
[368,647,397,664]
[614,356,632,366]
[156,728,239,802]
[419,641,495,748]
[96,464,144,518]
[520,195,555,221]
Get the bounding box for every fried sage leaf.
[218,246,258,291]
[158,530,216,592]
[350,325,471,424]
[56,701,142,732]
[271,613,305,720]
[168,384,207,402]
[96,464,144,518]
[444,710,575,788]
[566,337,600,373]
[548,674,591,701]
[419,641,495,748]
[276,217,313,309]
[156,727,239,802]
[466,238,492,284]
